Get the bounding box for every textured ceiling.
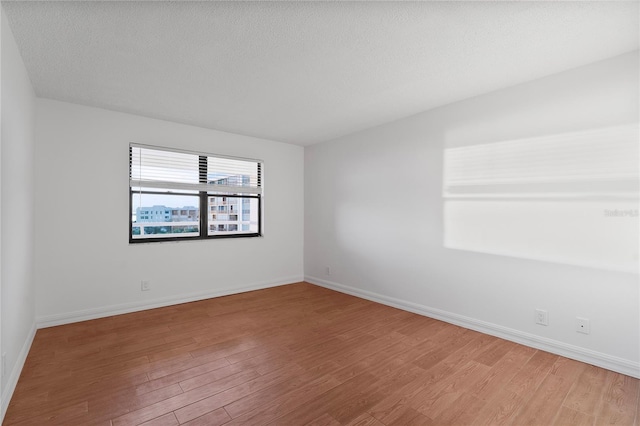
[2,1,639,146]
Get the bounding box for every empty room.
[1,1,639,425]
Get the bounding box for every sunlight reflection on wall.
[443,125,639,273]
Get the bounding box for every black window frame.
[129,146,262,244]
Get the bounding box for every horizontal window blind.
[130,144,263,195]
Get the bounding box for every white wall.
[305,51,640,377]
[34,99,304,324]
[1,6,37,418]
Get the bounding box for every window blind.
[129,144,263,195]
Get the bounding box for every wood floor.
[4,283,639,426]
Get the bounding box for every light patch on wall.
[443,125,639,273]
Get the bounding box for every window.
[129,144,262,242]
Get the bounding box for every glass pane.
[207,196,259,235]
[207,157,260,189]
[132,193,200,239]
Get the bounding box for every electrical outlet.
[141,280,151,291]
[325,266,331,276]
[576,317,590,334]
[534,309,548,326]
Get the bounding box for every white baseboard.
[37,276,303,329]
[306,275,640,379]
[1,322,36,423]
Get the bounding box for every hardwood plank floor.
[4,283,639,425]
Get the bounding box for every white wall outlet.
[576,317,590,334]
[2,353,6,379]
[534,309,548,326]
[325,266,331,276]
[141,280,151,291]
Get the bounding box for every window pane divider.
[130,179,262,195]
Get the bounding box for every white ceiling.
[2,1,638,146]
